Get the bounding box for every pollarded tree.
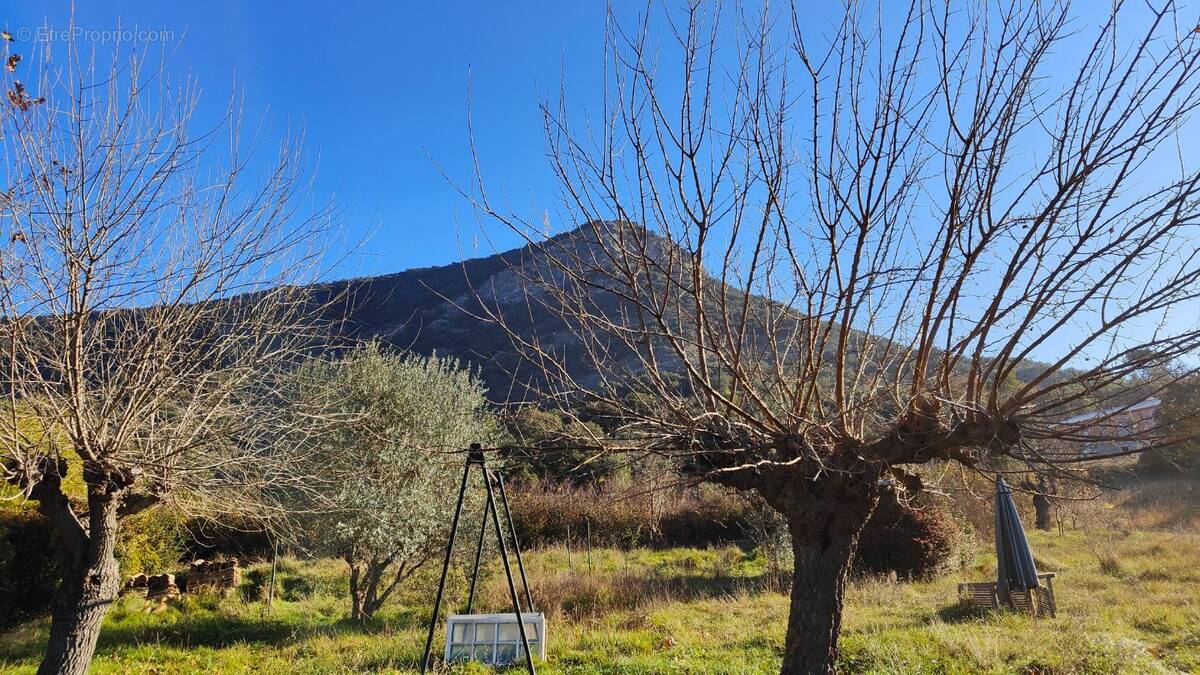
[461,1,1200,672]
[283,344,495,621]
[0,29,336,674]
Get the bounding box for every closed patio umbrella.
[995,475,1040,593]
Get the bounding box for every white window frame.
[444,612,546,666]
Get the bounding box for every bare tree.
[462,1,1200,672]
[0,30,337,674]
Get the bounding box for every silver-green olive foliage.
[286,344,495,579]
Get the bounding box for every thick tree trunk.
[779,520,863,675]
[1032,493,1052,531]
[38,491,121,675]
[750,469,878,675]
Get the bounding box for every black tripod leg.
[484,469,536,674]
[464,495,491,614]
[420,458,472,674]
[496,472,534,611]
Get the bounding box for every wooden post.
[267,537,278,613]
[586,519,593,576]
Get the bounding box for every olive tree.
[462,1,1200,672]
[283,344,495,620]
[0,31,336,674]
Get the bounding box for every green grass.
[1,530,1197,673]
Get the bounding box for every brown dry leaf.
[6,81,43,111]
[5,54,19,72]
[0,31,13,42]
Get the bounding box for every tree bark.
[347,558,366,621]
[748,468,878,675]
[1032,493,1052,531]
[779,517,866,674]
[38,488,122,675]
[347,558,383,621]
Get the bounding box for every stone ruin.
[186,558,241,596]
[145,573,179,602]
[124,573,149,594]
[122,557,240,603]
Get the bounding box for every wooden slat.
[1010,589,1034,614]
[1036,586,1056,617]
[957,576,1057,617]
[958,581,999,609]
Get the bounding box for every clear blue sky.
[5,1,640,278]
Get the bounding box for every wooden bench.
[957,572,1056,618]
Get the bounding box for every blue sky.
[4,1,646,277]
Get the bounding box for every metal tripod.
[420,444,536,674]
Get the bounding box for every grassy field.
[1,529,1197,674]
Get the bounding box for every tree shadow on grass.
[356,651,544,674]
[636,571,782,599]
[931,601,996,624]
[0,619,52,663]
[96,615,301,653]
[0,607,429,665]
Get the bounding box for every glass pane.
[472,644,494,663]
[524,622,539,639]
[495,643,519,664]
[450,623,470,643]
[475,623,496,642]
[447,645,470,662]
[498,623,519,641]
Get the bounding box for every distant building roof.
[1061,397,1161,425]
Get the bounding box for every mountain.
[302,224,1058,402]
[307,227,612,400]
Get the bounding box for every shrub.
[182,517,275,561]
[115,509,186,580]
[511,479,971,579]
[240,565,273,602]
[743,491,974,581]
[0,510,60,629]
[656,487,747,547]
[1,505,187,627]
[510,481,651,548]
[854,494,973,580]
[1136,448,1198,477]
[509,481,748,549]
[501,408,619,485]
[740,496,791,582]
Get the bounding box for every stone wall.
[145,573,179,602]
[186,558,240,596]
